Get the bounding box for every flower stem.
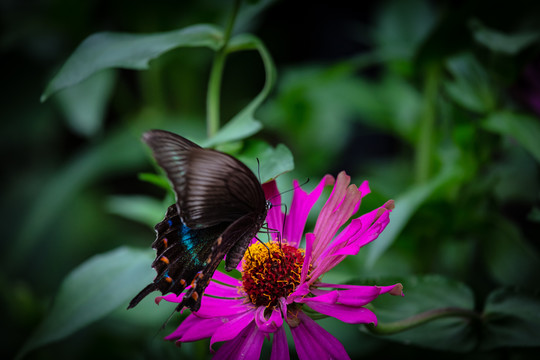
[365,307,481,335]
[206,0,242,139]
[415,64,440,184]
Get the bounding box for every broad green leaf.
[203,34,276,147]
[529,207,540,223]
[482,216,540,287]
[365,275,477,352]
[351,73,423,143]
[138,172,172,192]
[373,0,436,73]
[10,130,146,267]
[365,148,463,268]
[55,69,116,137]
[444,53,495,114]
[259,64,368,173]
[16,247,154,359]
[237,141,294,182]
[481,288,540,349]
[42,24,224,101]
[107,195,166,228]
[470,19,539,55]
[483,111,540,163]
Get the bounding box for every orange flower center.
[241,241,305,308]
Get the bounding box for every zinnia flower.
[157,171,403,359]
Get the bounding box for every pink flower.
[157,171,403,359]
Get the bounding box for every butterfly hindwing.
[128,205,227,310]
[175,211,265,311]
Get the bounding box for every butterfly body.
[128,130,267,312]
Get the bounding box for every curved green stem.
[415,64,440,184]
[365,307,481,335]
[206,0,242,139]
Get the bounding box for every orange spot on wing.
[160,256,170,264]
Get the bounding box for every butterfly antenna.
[267,178,310,203]
[161,307,179,330]
[256,158,262,184]
[150,306,179,341]
[279,203,288,250]
[255,236,271,257]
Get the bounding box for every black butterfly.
[128,130,268,312]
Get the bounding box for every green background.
[2,0,540,359]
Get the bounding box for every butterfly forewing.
[142,130,265,228]
[181,149,266,227]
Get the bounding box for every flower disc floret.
[242,241,304,308]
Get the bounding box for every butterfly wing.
[130,130,268,312]
[175,210,266,311]
[142,130,266,228]
[128,205,227,310]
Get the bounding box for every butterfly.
[128,129,268,312]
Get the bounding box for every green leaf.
[237,141,294,182]
[365,147,463,268]
[260,64,369,173]
[107,195,166,228]
[351,73,423,143]
[483,111,540,163]
[10,130,146,267]
[138,172,172,192]
[55,69,116,137]
[444,53,495,114]
[481,288,540,349]
[372,0,436,73]
[366,275,477,352]
[42,24,224,101]
[203,34,276,147]
[529,207,540,223]
[16,247,154,359]
[482,216,540,287]
[470,19,540,55]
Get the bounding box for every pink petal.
[213,270,243,287]
[334,201,394,256]
[165,314,224,342]
[308,284,401,306]
[290,311,350,360]
[287,283,310,304]
[210,309,256,347]
[317,282,403,296]
[312,172,363,261]
[304,300,378,325]
[214,322,265,360]
[285,175,335,246]
[194,296,249,318]
[352,180,371,214]
[311,201,395,278]
[300,233,315,283]
[254,306,284,333]
[271,326,290,360]
[263,180,285,242]
[205,280,242,298]
[155,293,183,304]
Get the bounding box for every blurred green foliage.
[2,0,540,359]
